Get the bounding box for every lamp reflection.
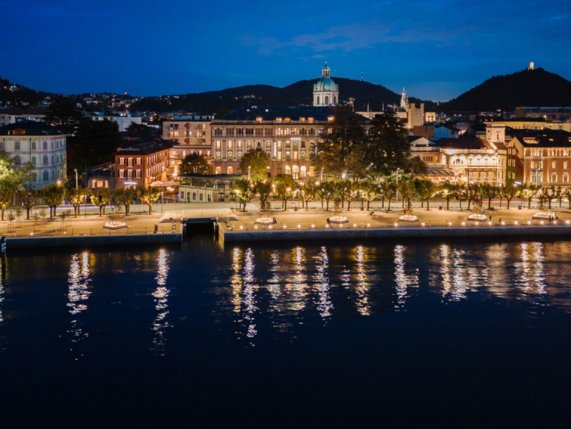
[242,248,257,340]
[152,248,171,354]
[354,245,370,316]
[394,245,419,309]
[516,242,546,296]
[286,247,308,312]
[67,251,92,357]
[313,246,333,321]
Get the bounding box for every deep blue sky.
[1,0,570,101]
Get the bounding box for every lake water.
[1,237,571,425]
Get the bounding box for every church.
[313,63,339,107]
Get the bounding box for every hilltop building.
[0,120,66,189]
[313,64,339,107]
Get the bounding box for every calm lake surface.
[1,237,571,425]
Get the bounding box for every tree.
[380,179,397,211]
[139,186,161,214]
[232,179,254,212]
[17,187,38,220]
[521,184,539,209]
[311,106,367,179]
[0,152,24,221]
[357,180,381,211]
[542,185,559,209]
[180,153,213,176]
[363,112,411,176]
[42,183,65,218]
[254,180,272,212]
[274,174,298,211]
[90,188,111,216]
[68,187,86,217]
[439,181,454,210]
[239,148,269,182]
[67,119,122,173]
[465,183,482,211]
[398,176,416,211]
[481,183,497,210]
[113,188,138,216]
[415,178,437,210]
[316,181,335,211]
[562,188,571,209]
[299,180,318,210]
[502,182,519,210]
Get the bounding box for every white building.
[89,113,142,132]
[313,64,339,107]
[0,121,67,189]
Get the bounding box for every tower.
[400,88,409,110]
[313,63,339,107]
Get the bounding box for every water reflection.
[394,245,419,309]
[313,246,333,321]
[67,251,92,358]
[0,256,5,324]
[219,241,571,344]
[354,245,370,316]
[152,248,171,354]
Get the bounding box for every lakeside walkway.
[2,200,571,247]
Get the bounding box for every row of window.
[214,150,308,161]
[213,128,320,137]
[13,154,64,166]
[0,139,65,151]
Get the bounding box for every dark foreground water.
[1,237,571,426]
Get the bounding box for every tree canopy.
[239,148,269,181]
[180,153,213,175]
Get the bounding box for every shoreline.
[220,223,571,243]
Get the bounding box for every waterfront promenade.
[2,200,571,246]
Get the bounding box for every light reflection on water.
[152,248,171,355]
[67,251,92,359]
[222,241,568,344]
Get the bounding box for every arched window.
[300,165,307,178]
[564,173,569,183]
[215,166,222,174]
[192,192,197,200]
[292,165,300,179]
[227,166,234,174]
[285,165,291,175]
[324,96,330,105]
[199,193,203,201]
[552,173,557,183]
[316,96,320,105]
[43,170,49,182]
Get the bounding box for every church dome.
[314,77,338,92]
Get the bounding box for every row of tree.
[232,174,565,213]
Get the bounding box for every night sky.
[1,0,570,101]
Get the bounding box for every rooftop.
[116,140,173,155]
[0,120,63,136]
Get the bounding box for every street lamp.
[320,167,324,182]
[396,168,401,202]
[74,169,79,190]
[248,166,251,181]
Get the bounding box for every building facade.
[506,130,571,187]
[162,115,213,177]
[211,106,336,179]
[0,121,66,189]
[115,141,172,189]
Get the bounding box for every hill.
[443,68,571,112]
[0,76,50,107]
[130,78,404,114]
